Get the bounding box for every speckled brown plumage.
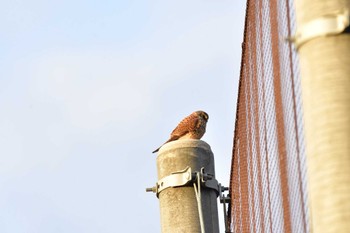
[152,110,209,153]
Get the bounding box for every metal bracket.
[219,185,231,233]
[157,166,194,195]
[288,10,350,50]
[199,167,219,196]
[146,167,220,197]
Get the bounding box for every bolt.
[145,187,157,193]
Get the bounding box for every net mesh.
[229,0,309,232]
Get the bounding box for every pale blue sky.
[0,1,246,232]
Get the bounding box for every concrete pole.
[295,0,350,232]
[156,139,219,233]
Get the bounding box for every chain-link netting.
[229,0,309,232]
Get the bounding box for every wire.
[193,172,205,233]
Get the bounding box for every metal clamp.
[288,9,350,49]
[146,167,220,197]
[199,167,219,196]
[146,167,194,197]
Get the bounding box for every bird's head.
[196,110,209,122]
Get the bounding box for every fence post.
[153,139,219,233]
[294,1,350,232]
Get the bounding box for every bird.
[152,110,209,153]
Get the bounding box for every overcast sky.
[0,1,246,232]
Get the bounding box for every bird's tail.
[152,147,160,153]
[152,135,180,154]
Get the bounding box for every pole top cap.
[157,139,212,154]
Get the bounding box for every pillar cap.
[157,139,212,154]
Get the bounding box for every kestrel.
[152,110,209,153]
